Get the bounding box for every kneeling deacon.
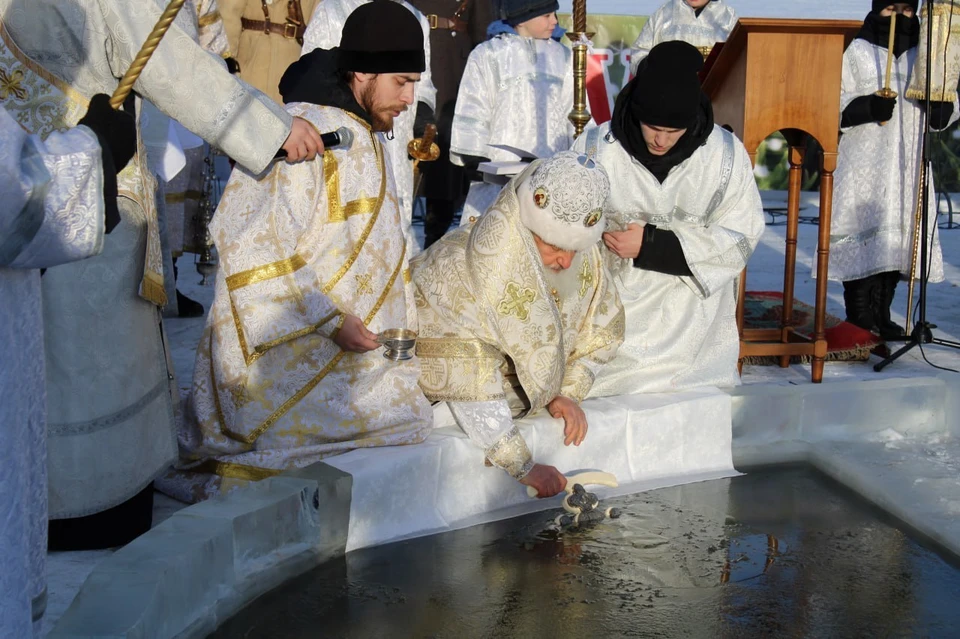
[175,2,433,497]
[575,41,764,395]
[412,152,625,498]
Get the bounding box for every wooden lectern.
[702,18,862,383]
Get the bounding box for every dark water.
[211,468,960,638]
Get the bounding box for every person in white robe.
[302,0,438,256]
[574,41,764,395]
[150,0,238,318]
[629,0,737,73]
[0,98,135,636]
[170,3,433,500]
[0,0,324,552]
[451,0,576,226]
[827,1,957,340]
[413,152,624,497]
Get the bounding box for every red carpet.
[743,291,881,364]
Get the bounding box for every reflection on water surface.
[211,468,960,638]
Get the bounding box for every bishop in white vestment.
[0,100,134,635]
[174,5,434,499]
[302,0,438,255]
[828,2,957,339]
[413,152,624,497]
[576,42,763,395]
[629,0,737,73]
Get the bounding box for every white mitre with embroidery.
[412,152,624,480]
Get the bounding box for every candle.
[883,10,896,90]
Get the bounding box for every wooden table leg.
[737,268,746,376]
[812,152,837,383]
[780,144,805,367]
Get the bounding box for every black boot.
[172,258,204,318]
[842,276,879,333]
[424,198,456,249]
[873,271,906,340]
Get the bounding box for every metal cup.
[376,329,417,361]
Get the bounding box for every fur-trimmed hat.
[517,151,610,252]
[338,0,425,74]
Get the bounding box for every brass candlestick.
[567,0,591,138]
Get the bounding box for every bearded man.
[171,1,433,500]
[412,151,624,498]
[574,41,764,395]
[303,0,437,255]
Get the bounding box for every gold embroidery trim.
[416,338,503,360]
[231,300,341,366]
[321,131,385,294]
[197,10,222,27]
[194,459,281,481]
[226,253,307,291]
[224,239,407,444]
[0,20,90,112]
[164,189,203,204]
[323,148,379,223]
[140,270,168,308]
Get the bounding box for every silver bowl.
[376,329,417,361]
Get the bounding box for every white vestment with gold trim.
[302,0,438,256]
[412,170,623,479]
[0,0,292,525]
[176,103,432,499]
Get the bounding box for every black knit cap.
[631,40,704,129]
[872,0,918,11]
[499,0,560,27]
[338,0,425,74]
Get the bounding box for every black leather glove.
[927,101,954,130]
[225,57,241,75]
[841,93,896,128]
[78,93,137,171]
[78,94,137,234]
[413,101,435,139]
[460,154,490,183]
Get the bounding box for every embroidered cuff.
[485,425,535,480]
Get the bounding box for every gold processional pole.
[567,0,591,138]
[109,0,189,109]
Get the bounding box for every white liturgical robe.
[629,0,737,73]
[0,109,104,636]
[451,34,576,223]
[176,103,433,499]
[827,39,959,283]
[302,0,437,255]
[574,123,764,395]
[0,0,293,526]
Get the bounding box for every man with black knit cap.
[827,1,957,340]
[574,40,764,395]
[303,0,437,258]
[169,0,433,500]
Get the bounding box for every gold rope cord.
[109,0,188,109]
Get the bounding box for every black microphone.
[275,125,354,159]
[320,126,354,150]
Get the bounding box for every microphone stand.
[875,1,960,372]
